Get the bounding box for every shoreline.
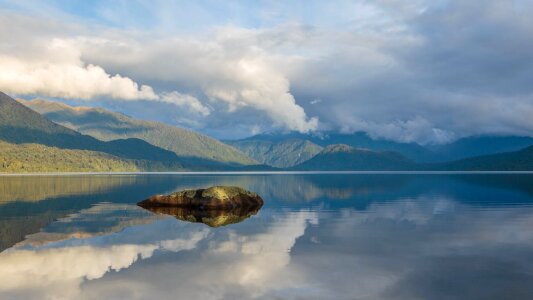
[1,171,533,176]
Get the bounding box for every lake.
[1,173,533,299]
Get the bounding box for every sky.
[0,0,532,143]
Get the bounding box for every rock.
[137,186,264,227]
[137,186,264,210]
[139,206,261,227]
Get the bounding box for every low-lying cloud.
[161,91,210,116]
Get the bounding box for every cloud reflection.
[0,218,209,299]
[1,174,533,299]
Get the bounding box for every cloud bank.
[1,0,533,141]
[79,26,319,133]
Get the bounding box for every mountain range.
[289,143,533,171]
[231,131,533,164]
[21,99,257,169]
[1,92,532,172]
[230,131,437,163]
[0,93,183,170]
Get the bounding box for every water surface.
[1,173,533,299]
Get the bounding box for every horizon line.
[1,171,533,176]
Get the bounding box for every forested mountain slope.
[21,99,257,167]
[0,92,179,163]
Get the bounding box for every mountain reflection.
[0,175,138,204]
[0,174,533,299]
[16,203,166,247]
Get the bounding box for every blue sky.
[0,0,360,31]
[1,0,532,142]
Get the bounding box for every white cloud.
[161,91,210,116]
[0,21,319,133]
[79,26,319,133]
[0,55,158,100]
[0,38,158,100]
[337,116,456,145]
[0,30,209,120]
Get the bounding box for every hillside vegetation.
[0,141,182,172]
[1,141,139,172]
[21,99,257,167]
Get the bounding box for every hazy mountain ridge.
[233,131,533,170]
[21,98,257,168]
[232,131,439,163]
[293,144,415,170]
[291,144,533,171]
[425,145,533,171]
[430,136,533,162]
[226,138,323,168]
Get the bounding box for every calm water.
[1,173,533,300]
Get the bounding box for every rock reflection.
[141,205,262,227]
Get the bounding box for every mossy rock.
[138,186,264,210]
